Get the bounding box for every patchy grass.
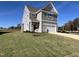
[0,31,79,57]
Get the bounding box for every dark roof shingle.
[27,5,38,12]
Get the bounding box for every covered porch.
[29,20,39,32]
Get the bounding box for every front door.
[32,22,39,32]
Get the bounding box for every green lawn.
[0,31,79,57]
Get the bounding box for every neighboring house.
[21,2,58,32]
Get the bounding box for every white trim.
[51,2,58,14]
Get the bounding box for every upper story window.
[48,14,53,16]
[32,14,37,18]
[30,12,37,19]
[44,13,47,16]
[48,14,53,18]
[43,12,53,18]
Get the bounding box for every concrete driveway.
[49,32,79,40]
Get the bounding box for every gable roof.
[26,2,58,14]
[27,5,38,12]
[42,2,52,11]
[42,2,58,14]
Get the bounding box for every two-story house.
[21,2,58,32]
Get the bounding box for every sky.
[0,1,79,28]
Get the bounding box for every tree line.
[58,18,79,32]
[8,24,21,29]
[0,24,21,30]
